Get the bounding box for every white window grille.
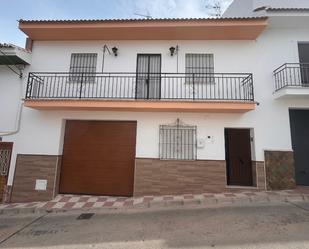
[69,53,97,83]
[159,119,197,160]
[185,53,214,84]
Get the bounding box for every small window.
[185,53,214,84]
[69,53,97,83]
[159,119,197,160]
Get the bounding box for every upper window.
[185,53,214,84]
[159,119,197,160]
[69,53,97,83]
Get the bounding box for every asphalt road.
[1,201,309,249]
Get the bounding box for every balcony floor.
[273,86,309,99]
[24,99,256,113]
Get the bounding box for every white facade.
[1,24,309,185]
[1,0,309,192]
[0,66,23,134]
[224,0,309,17]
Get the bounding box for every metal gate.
[136,54,161,99]
[0,142,13,201]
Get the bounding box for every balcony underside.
[24,99,255,113]
[274,86,309,99]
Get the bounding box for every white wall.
[4,26,309,185]
[223,0,254,17]
[0,66,23,134]
[223,0,309,17]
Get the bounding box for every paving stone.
[267,195,287,202]
[18,207,36,215]
[200,197,218,205]
[132,200,150,208]
[285,195,305,202]
[182,198,201,206]
[2,208,19,215]
[250,195,270,203]
[232,197,251,204]
[216,196,234,204]
[149,200,167,208]
[165,200,183,207]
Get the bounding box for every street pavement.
[1,201,309,248]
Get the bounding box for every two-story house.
[1,0,309,203]
[0,43,31,203]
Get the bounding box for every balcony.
[24,72,255,113]
[273,63,309,99]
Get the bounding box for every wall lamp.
[169,46,176,56]
[112,47,118,56]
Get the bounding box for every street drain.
[77,213,95,220]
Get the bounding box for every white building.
[1,1,309,203]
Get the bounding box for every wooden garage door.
[59,120,137,196]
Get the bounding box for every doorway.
[136,54,161,99]
[225,128,253,186]
[298,43,309,84]
[289,109,309,186]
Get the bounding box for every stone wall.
[256,161,267,190]
[0,176,6,202]
[134,159,227,196]
[264,150,295,190]
[11,154,61,203]
[134,159,267,196]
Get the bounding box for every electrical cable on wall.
[102,45,111,73]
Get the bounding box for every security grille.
[0,149,11,176]
[185,54,214,84]
[69,53,97,83]
[159,119,197,160]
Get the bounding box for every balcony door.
[298,43,309,84]
[136,54,161,99]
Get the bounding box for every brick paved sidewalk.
[1,189,309,215]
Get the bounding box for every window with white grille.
[159,119,197,160]
[185,53,214,84]
[69,53,97,83]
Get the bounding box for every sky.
[0,0,233,47]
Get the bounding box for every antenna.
[134,12,153,19]
[205,0,222,17]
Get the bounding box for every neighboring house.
[223,0,309,17]
[0,43,31,202]
[1,1,309,203]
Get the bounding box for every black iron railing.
[274,63,309,91]
[26,72,254,101]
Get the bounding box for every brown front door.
[0,142,13,202]
[59,120,137,196]
[225,129,253,186]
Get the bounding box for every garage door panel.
[62,149,135,162]
[59,120,137,196]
